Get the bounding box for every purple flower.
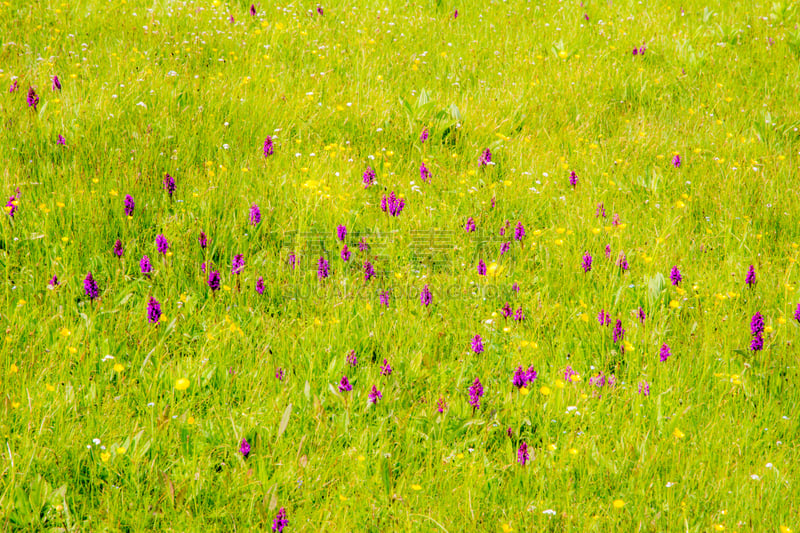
[316,5,323,15]
[379,290,390,307]
[27,87,39,110]
[288,253,296,269]
[256,276,265,294]
[368,385,382,404]
[358,238,369,252]
[163,173,176,197]
[468,377,484,410]
[240,438,251,458]
[616,252,629,271]
[569,170,578,188]
[339,375,352,392]
[113,239,124,257]
[670,265,682,286]
[420,162,431,182]
[318,257,330,279]
[362,166,376,188]
[745,265,756,287]
[512,283,520,293]
[514,222,525,241]
[84,272,99,300]
[208,271,221,292]
[517,441,529,466]
[263,135,273,157]
[201,262,206,274]
[794,303,800,324]
[612,213,620,226]
[272,508,288,532]
[380,359,392,376]
[56,134,66,146]
[672,154,681,168]
[659,343,671,362]
[156,234,169,255]
[512,366,528,389]
[604,244,611,258]
[249,3,256,16]
[436,397,447,413]
[613,320,625,344]
[275,368,285,381]
[250,203,261,225]
[420,127,429,143]
[638,381,650,396]
[453,9,458,18]
[638,307,646,324]
[501,303,512,318]
[232,254,245,275]
[9,79,18,93]
[380,192,405,216]
[750,312,764,336]
[140,255,153,276]
[363,261,375,281]
[582,252,592,273]
[589,372,606,387]
[199,231,207,249]
[124,194,135,217]
[751,332,764,352]
[499,226,506,237]
[513,307,525,321]
[479,148,492,166]
[471,334,484,355]
[465,217,476,233]
[526,366,538,384]
[340,245,351,262]
[52,75,61,91]
[347,350,357,367]
[420,284,432,307]
[564,365,577,382]
[596,203,606,218]
[336,225,347,241]
[49,275,59,287]
[147,297,162,324]
[500,242,511,255]
[477,259,487,276]
[598,309,610,326]
[632,47,638,56]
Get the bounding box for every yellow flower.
[8,364,18,375]
[568,448,578,455]
[622,341,635,352]
[779,526,792,533]
[100,452,111,463]
[612,499,625,509]
[570,374,582,383]
[669,300,680,309]
[713,525,725,532]
[187,416,196,425]
[113,363,124,372]
[175,378,190,391]
[502,524,513,533]
[540,386,551,396]
[580,313,589,323]
[116,447,126,455]
[558,50,568,59]
[411,484,422,491]
[519,387,529,396]
[46,383,55,392]
[673,428,685,439]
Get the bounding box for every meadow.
[1,0,800,530]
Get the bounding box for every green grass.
[1,0,800,530]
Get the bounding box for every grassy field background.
[1,0,799,530]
